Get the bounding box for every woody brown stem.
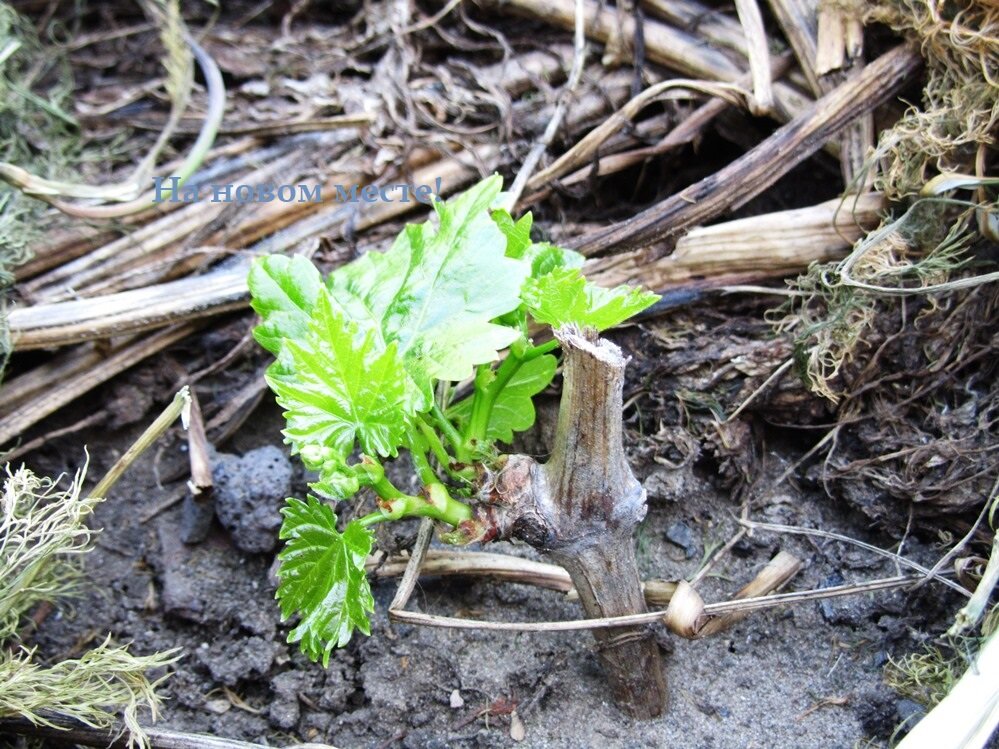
[478,326,668,718]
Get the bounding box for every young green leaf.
[449,354,558,443]
[328,175,528,389]
[266,291,424,461]
[523,268,660,331]
[277,496,374,665]
[299,445,362,500]
[492,208,533,259]
[248,255,323,355]
[522,242,584,278]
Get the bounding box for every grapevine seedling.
[248,175,667,716]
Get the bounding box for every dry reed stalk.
[480,0,744,80]
[585,192,884,288]
[696,551,801,636]
[572,44,919,256]
[641,0,752,57]
[520,54,795,199]
[8,266,249,350]
[815,2,864,76]
[492,0,816,123]
[5,148,498,351]
[765,0,873,185]
[732,0,775,113]
[0,324,199,448]
[25,153,307,301]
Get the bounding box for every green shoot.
[247,174,660,661]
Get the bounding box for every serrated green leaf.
[522,242,584,278]
[523,268,660,331]
[449,354,558,443]
[248,255,323,355]
[277,497,374,665]
[267,291,423,461]
[492,208,533,259]
[328,175,527,388]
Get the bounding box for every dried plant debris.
[775,251,997,524]
[866,0,998,199]
[884,628,990,711]
[0,4,80,285]
[767,0,999,531]
[0,465,178,748]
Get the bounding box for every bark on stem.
[479,326,668,718]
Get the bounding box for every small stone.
[645,467,687,502]
[896,698,926,727]
[205,698,231,715]
[408,711,431,727]
[449,689,464,709]
[665,521,698,558]
[818,571,865,626]
[510,710,526,742]
[197,636,278,686]
[157,524,204,621]
[213,446,292,553]
[180,492,215,544]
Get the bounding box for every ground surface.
[19,331,960,749]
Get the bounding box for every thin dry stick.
[502,0,587,208]
[389,518,436,612]
[89,387,191,499]
[572,44,920,257]
[725,357,794,422]
[740,518,971,597]
[525,78,746,191]
[521,52,796,204]
[389,573,926,632]
[732,0,773,114]
[0,716,342,749]
[918,474,999,590]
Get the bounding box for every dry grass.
[0,465,178,749]
[0,3,80,286]
[867,0,998,199]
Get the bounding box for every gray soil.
[20,332,958,749]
